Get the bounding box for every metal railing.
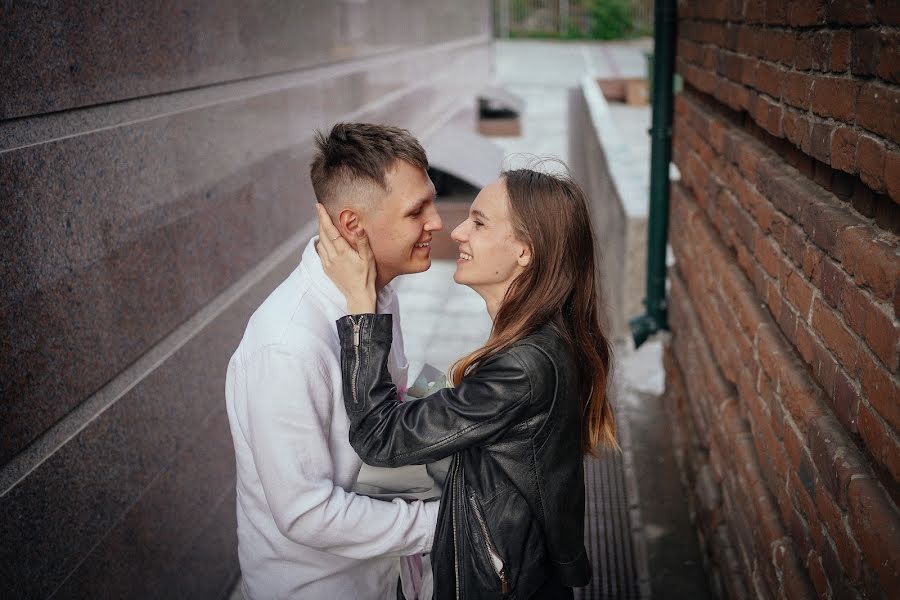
[493,0,654,38]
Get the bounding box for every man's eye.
[473,220,484,227]
[410,210,422,217]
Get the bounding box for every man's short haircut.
[310,123,428,211]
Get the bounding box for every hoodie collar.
[300,236,395,313]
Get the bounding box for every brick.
[794,321,817,364]
[763,0,787,25]
[857,134,887,192]
[776,541,818,599]
[885,151,900,206]
[810,76,861,121]
[803,243,825,288]
[744,0,766,23]
[740,56,759,87]
[876,0,900,26]
[771,30,798,65]
[895,278,899,320]
[832,368,861,434]
[826,0,876,25]
[800,198,860,257]
[859,402,900,483]
[807,554,831,598]
[716,49,743,82]
[784,267,815,317]
[736,139,765,182]
[810,119,835,163]
[733,82,752,111]
[777,297,800,344]
[755,61,785,99]
[809,414,869,509]
[789,506,814,561]
[725,22,742,51]
[837,226,900,301]
[811,297,860,374]
[831,30,852,72]
[812,337,840,399]
[862,301,900,371]
[847,476,900,595]
[795,30,832,71]
[757,233,782,279]
[851,28,882,77]
[821,257,847,308]
[839,278,869,335]
[725,0,744,21]
[783,109,812,152]
[878,32,900,83]
[830,126,860,174]
[788,0,827,26]
[758,162,817,221]
[697,1,728,21]
[766,101,784,137]
[857,82,900,142]
[858,350,900,436]
[815,483,864,583]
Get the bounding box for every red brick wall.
[666,2,899,598]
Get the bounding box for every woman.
[316,169,616,599]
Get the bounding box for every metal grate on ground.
[577,450,640,599]
[576,383,651,600]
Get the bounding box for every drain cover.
[576,449,642,600]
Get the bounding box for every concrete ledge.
[569,76,648,340]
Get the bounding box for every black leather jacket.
[337,314,591,599]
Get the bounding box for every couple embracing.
[225,123,616,599]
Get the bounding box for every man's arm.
[242,343,438,558]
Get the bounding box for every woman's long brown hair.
[450,169,617,454]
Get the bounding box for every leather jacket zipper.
[348,316,361,405]
[468,493,509,593]
[451,458,461,600]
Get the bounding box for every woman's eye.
[473,220,484,228]
[409,210,422,217]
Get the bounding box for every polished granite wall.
[0,1,491,597]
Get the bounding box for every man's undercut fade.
[310,123,428,212]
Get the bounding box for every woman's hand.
[314,203,377,314]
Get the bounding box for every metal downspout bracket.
[629,0,677,349]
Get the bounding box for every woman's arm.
[337,313,534,467]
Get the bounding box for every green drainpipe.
[629,0,677,348]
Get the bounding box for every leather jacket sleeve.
[337,313,533,467]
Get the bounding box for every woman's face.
[450,178,531,298]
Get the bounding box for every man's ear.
[517,244,532,267]
[337,208,362,236]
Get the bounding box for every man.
[225,123,443,599]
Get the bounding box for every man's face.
[362,160,442,286]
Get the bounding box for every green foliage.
[589,0,633,40]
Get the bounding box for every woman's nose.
[450,221,467,243]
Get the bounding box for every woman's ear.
[517,244,532,267]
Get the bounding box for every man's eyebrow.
[406,198,427,213]
[471,209,490,221]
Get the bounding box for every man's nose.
[424,204,443,232]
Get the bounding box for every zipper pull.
[353,322,360,347]
[500,570,508,593]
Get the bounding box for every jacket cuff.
[336,313,393,348]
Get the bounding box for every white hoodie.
[225,237,438,599]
